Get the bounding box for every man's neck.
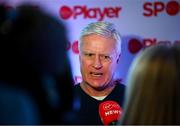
[80,81,116,97]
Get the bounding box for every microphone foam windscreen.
[99,100,122,125]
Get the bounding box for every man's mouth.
[90,72,103,77]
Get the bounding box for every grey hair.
[79,22,121,55]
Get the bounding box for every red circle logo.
[72,40,79,54]
[166,1,179,16]
[59,6,73,20]
[128,38,142,54]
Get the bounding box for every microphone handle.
[108,121,118,126]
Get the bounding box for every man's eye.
[104,56,110,59]
[85,53,93,57]
[101,55,111,61]
[102,55,111,60]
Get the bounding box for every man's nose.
[92,56,102,69]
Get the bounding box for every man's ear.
[116,54,121,63]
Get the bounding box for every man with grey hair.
[73,22,125,125]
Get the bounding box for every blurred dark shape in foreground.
[0,3,74,125]
[119,44,180,125]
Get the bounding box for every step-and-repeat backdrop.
[2,0,180,84]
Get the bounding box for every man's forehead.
[82,50,116,56]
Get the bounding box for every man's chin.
[91,84,107,91]
[84,81,107,90]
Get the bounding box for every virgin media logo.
[67,40,79,54]
[128,38,180,54]
[143,0,180,17]
[59,5,122,21]
[103,102,120,111]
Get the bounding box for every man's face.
[79,34,120,90]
